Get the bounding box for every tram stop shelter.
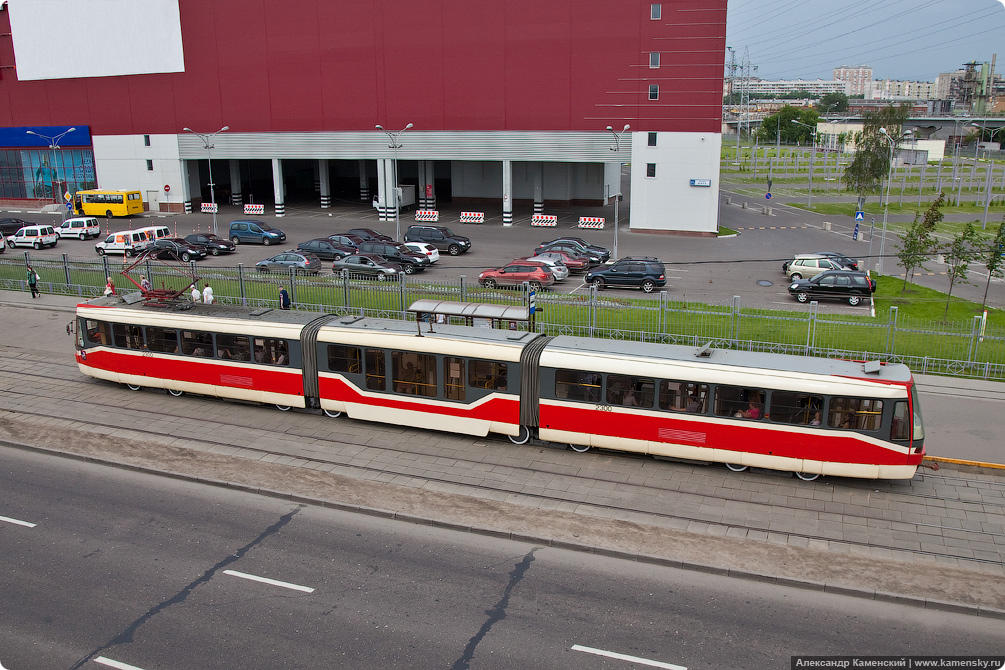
[407,299,534,334]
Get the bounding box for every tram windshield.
[911,384,925,441]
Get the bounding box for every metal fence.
[3,253,1003,381]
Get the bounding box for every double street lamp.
[790,119,817,207]
[606,124,630,260]
[183,126,229,236]
[26,127,76,214]
[375,123,413,241]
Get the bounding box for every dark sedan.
[788,270,876,306]
[536,237,611,263]
[346,227,394,243]
[297,237,356,261]
[185,233,236,256]
[331,253,403,280]
[148,237,208,262]
[0,217,34,235]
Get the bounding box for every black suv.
[403,225,471,256]
[788,270,876,306]
[537,237,611,263]
[298,237,356,261]
[586,257,666,293]
[357,240,431,273]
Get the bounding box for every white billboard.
[8,0,185,81]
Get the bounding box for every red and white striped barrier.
[531,214,558,227]
[459,211,484,224]
[244,204,265,215]
[415,210,439,222]
[201,203,218,214]
[577,216,605,229]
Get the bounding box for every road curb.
[3,435,1003,620]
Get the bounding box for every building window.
[648,132,657,147]
[646,163,656,178]
[146,160,153,171]
[651,4,661,20]
[649,52,659,69]
[649,85,659,100]
[143,134,150,147]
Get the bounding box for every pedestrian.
[104,276,116,297]
[202,282,214,305]
[191,285,201,303]
[140,275,152,292]
[279,286,291,310]
[27,265,40,299]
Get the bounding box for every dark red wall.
[0,0,725,135]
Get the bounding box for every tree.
[753,106,819,145]
[841,104,911,203]
[979,217,1005,312]
[816,92,849,114]
[941,220,983,320]
[895,192,943,290]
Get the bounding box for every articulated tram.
[74,296,925,480]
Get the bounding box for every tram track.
[2,359,1004,568]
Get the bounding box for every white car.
[403,241,440,263]
[55,217,101,240]
[7,224,58,250]
[522,255,570,281]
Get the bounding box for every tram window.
[659,380,708,413]
[828,397,884,431]
[146,326,179,354]
[181,330,214,357]
[393,351,436,397]
[713,385,764,419]
[84,319,111,345]
[891,401,909,440]
[254,338,290,366]
[555,369,601,402]
[606,374,653,408]
[217,334,250,362]
[326,344,361,373]
[112,323,145,350]
[468,360,507,391]
[444,357,465,401]
[769,391,823,425]
[365,349,385,391]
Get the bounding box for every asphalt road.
[3,447,1003,670]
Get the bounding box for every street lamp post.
[606,124,630,260]
[791,119,817,207]
[183,126,229,236]
[877,127,898,275]
[375,123,413,241]
[26,127,76,217]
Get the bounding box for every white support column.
[375,158,390,221]
[424,160,435,210]
[319,159,331,208]
[272,158,285,217]
[180,159,193,214]
[184,160,201,214]
[229,160,242,206]
[533,162,544,214]
[502,159,513,226]
[359,159,370,203]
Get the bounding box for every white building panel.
[92,135,183,212]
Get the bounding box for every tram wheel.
[323,408,343,418]
[569,443,591,453]
[794,471,820,481]
[508,425,531,445]
[167,389,184,397]
[275,404,292,412]
[125,383,142,391]
[725,463,749,472]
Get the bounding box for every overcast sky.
[725,0,1005,82]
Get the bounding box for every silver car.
[518,255,569,281]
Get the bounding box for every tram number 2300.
[594,403,613,412]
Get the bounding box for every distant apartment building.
[746,79,849,98]
[870,79,938,100]
[833,65,872,96]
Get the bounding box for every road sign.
[765,193,772,200]
[855,211,865,221]
[853,223,860,240]
[529,290,536,315]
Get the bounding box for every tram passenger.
[396,362,417,394]
[623,388,638,406]
[810,411,822,426]
[740,401,762,419]
[686,395,701,413]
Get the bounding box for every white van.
[56,217,101,240]
[94,230,151,256]
[7,225,58,250]
[135,225,171,242]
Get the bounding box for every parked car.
[148,237,208,262]
[536,239,608,265]
[297,237,356,261]
[331,253,404,280]
[518,255,569,281]
[327,233,365,251]
[0,231,5,252]
[403,225,471,255]
[531,249,591,273]
[255,250,322,275]
[815,251,859,271]
[357,240,430,273]
[185,233,236,256]
[55,217,101,240]
[7,224,58,250]
[95,230,151,256]
[479,261,555,290]
[536,237,610,263]
[402,241,440,263]
[788,270,876,306]
[229,220,287,245]
[347,227,394,243]
[0,217,34,235]
[586,257,666,293]
[783,253,855,280]
[136,225,172,242]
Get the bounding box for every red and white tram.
[74,297,925,480]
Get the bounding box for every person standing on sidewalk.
[27,266,40,299]
[202,282,214,305]
[279,286,291,310]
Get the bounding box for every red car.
[479,261,555,289]
[531,249,591,273]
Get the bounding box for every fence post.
[968,314,983,363]
[589,283,598,337]
[730,295,740,342]
[62,253,71,286]
[101,254,110,285]
[399,272,407,316]
[288,268,296,306]
[146,258,154,286]
[805,301,818,354]
[238,263,246,306]
[342,270,350,309]
[659,290,667,334]
[459,275,467,302]
[886,305,898,354]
